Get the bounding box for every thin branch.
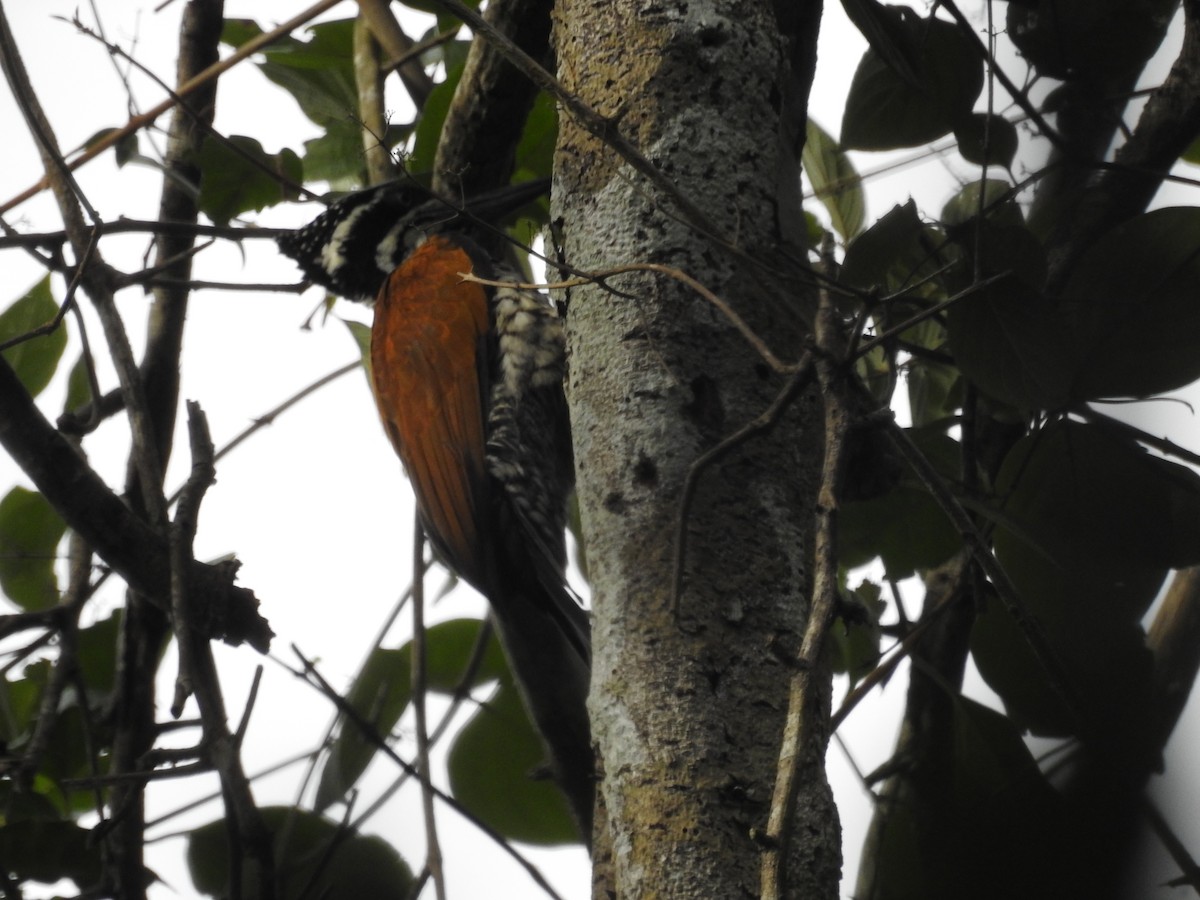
[880,419,1085,732]
[431,0,552,210]
[0,0,345,216]
[348,604,495,835]
[2,0,168,529]
[761,280,850,900]
[289,648,569,900]
[465,261,804,374]
[0,354,272,649]
[355,0,434,107]
[66,16,311,207]
[1075,405,1200,469]
[0,220,289,250]
[384,26,460,73]
[143,747,320,834]
[937,0,1066,154]
[354,13,394,186]
[170,401,275,900]
[0,228,96,353]
[410,518,446,900]
[14,602,82,787]
[831,599,955,732]
[135,278,311,293]
[1144,796,1200,896]
[853,271,1011,362]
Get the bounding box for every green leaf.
[907,356,961,428]
[188,807,413,900]
[841,201,954,296]
[840,488,960,579]
[0,670,41,742]
[972,582,1156,739]
[422,617,509,692]
[62,354,93,417]
[950,697,1047,802]
[996,419,1200,584]
[448,684,579,845]
[953,113,1019,169]
[84,127,140,168]
[221,18,366,186]
[342,318,371,365]
[939,179,1022,230]
[1061,207,1200,399]
[408,63,465,174]
[829,580,885,685]
[513,91,559,183]
[1008,0,1178,83]
[0,488,65,611]
[315,618,506,811]
[315,647,411,812]
[975,419,1192,735]
[223,19,358,130]
[945,275,1073,410]
[0,278,67,399]
[1183,133,1200,165]
[197,135,302,225]
[865,692,1070,894]
[0,820,103,888]
[841,12,983,150]
[840,0,923,88]
[300,119,374,187]
[14,704,99,804]
[0,780,62,824]
[76,613,121,697]
[803,119,865,241]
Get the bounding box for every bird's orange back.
[370,235,491,589]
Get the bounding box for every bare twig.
[831,598,954,731]
[937,0,1066,154]
[853,270,1011,362]
[354,13,395,186]
[2,0,168,528]
[410,519,446,900]
[289,647,569,900]
[355,0,434,106]
[1143,797,1200,895]
[761,280,849,899]
[170,402,275,900]
[881,421,1084,731]
[0,354,272,649]
[0,0,344,215]
[1077,405,1200,470]
[0,220,289,250]
[465,261,805,374]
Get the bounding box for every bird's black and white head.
[277,177,549,302]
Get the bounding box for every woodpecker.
[278,178,593,838]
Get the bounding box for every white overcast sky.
[2,3,1199,898]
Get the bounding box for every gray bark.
[553,1,838,896]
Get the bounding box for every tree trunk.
[553,1,838,896]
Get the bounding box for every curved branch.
[1045,4,1200,290]
[432,0,552,201]
[0,355,273,652]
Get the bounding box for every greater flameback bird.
[279,178,593,837]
